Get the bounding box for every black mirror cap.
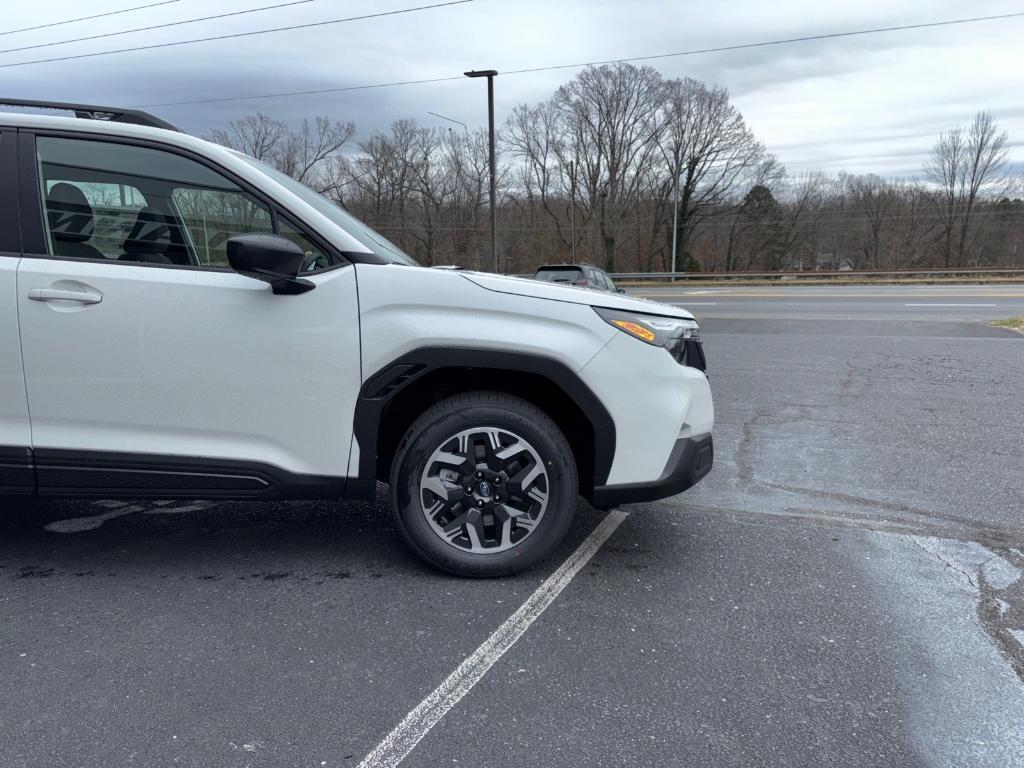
[227,233,303,274]
[226,234,315,295]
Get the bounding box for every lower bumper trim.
[591,433,713,507]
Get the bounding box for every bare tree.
[925,111,1009,267]
[657,78,774,270]
[339,119,420,234]
[505,101,580,254]
[444,129,492,268]
[846,174,896,269]
[553,63,665,271]
[207,113,288,163]
[207,113,355,191]
[275,116,356,188]
[771,172,829,270]
[887,181,935,269]
[207,95,1020,275]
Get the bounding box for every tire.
[389,390,578,577]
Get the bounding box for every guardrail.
[606,267,1024,281]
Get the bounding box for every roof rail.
[0,98,181,132]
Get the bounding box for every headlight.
[594,307,703,368]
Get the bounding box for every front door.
[16,133,361,495]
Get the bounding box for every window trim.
[0,129,19,255]
[18,129,351,275]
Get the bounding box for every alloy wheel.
[418,427,549,553]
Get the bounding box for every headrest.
[46,183,95,243]
[123,207,173,255]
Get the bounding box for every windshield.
[234,152,419,266]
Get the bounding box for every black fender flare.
[350,347,616,499]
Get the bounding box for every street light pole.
[465,69,499,273]
[568,160,576,264]
[670,168,680,281]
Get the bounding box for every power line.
[0,0,333,56]
[499,11,1024,76]
[0,0,181,38]
[134,10,1024,108]
[0,0,474,70]
[142,76,466,107]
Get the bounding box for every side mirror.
[617,288,626,294]
[226,234,315,295]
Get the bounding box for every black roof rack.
[0,98,181,132]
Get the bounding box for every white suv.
[0,101,714,576]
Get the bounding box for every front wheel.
[389,391,578,577]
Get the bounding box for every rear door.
[15,132,361,495]
[0,129,32,492]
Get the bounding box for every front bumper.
[591,433,713,508]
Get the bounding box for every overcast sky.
[2,0,1023,178]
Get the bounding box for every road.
[2,286,1023,767]
[632,282,1024,322]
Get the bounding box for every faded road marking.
[44,500,216,533]
[357,509,629,768]
[44,504,145,533]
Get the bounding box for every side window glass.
[42,180,146,260]
[277,216,333,274]
[172,188,272,267]
[36,137,271,267]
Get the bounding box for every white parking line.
[666,301,718,306]
[356,509,629,768]
[904,303,997,307]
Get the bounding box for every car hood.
[460,272,695,320]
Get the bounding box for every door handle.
[28,288,103,305]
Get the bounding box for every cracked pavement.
[2,312,1023,767]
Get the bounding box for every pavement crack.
[838,360,875,402]
[736,406,839,484]
[908,536,1024,683]
[909,536,977,589]
[976,567,1024,683]
[670,501,1024,551]
[735,467,1022,548]
[735,409,769,483]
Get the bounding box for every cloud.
[1,0,1022,178]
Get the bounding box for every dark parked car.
[533,263,624,293]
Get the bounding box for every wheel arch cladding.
[352,348,615,501]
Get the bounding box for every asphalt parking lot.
[3,284,1023,768]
